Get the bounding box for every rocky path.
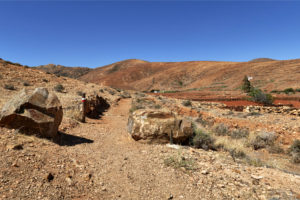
[1,99,300,200]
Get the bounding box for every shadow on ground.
[57,131,94,146]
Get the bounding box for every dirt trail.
[63,99,205,199]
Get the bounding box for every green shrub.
[54,84,64,92]
[289,140,300,163]
[182,100,192,107]
[296,88,300,92]
[249,88,273,105]
[191,128,215,150]
[4,84,16,90]
[231,128,249,139]
[283,88,295,94]
[251,131,276,150]
[213,123,229,136]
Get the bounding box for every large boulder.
[0,88,63,140]
[127,109,193,144]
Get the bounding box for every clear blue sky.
[0,1,300,68]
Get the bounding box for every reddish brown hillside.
[79,59,300,93]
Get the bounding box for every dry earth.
[1,99,300,200]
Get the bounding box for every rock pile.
[245,105,300,116]
[85,94,110,119]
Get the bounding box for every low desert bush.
[289,140,300,163]
[191,127,215,150]
[164,155,196,171]
[283,88,295,94]
[54,84,64,93]
[249,88,273,105]
[296,88,300,92]
[250,131,276,150]
[231,128,249,139]
[229,148,246,161]
[214,136,247,159]
[213,123,229,136]
[4,84,16,90]
[182,100,192,107]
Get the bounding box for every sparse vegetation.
[271,88,300,94]
[191,126,215,150]
[283,88,295,94]
[229,148,246,161]
[182,100,192,107]
[231,128,249,139]
[289,140,300,163]
[213,123,229,136]
[4,84,16,90]
[54,84,65,93]
[250,131,276,150]
[42,79,49,83]
[164,155,196,171]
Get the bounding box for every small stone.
[101,187,107,191]
[46,173,54,182]
[201,170,209,175]
[66,177,72,186]
[168,194,173,200]
[12,144,23,150]
[12,160,19,167]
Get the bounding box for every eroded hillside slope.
[79,59,300,93]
